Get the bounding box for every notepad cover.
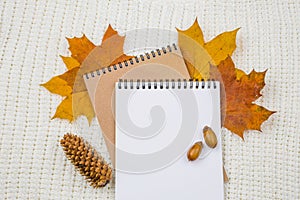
[83,45,190,163]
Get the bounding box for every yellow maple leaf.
[41,25,133,124]
[51,92,94,123]
[40,67,79,96]
[177,18,239,80]
[51,95,73,122]
[60,56,80,70]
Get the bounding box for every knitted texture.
[0,0,299,199]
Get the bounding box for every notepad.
[115,80,223,200]
[83,44,190,163]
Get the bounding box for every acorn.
[187,141,203,161]
[203,126,217,148]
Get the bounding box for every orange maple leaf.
[178,19,275,138]
[76,24,133,78]
[41,25,133,124]
[177,18,239,80]
[210,57,275,138]
[66,34,96,63]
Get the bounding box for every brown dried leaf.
[211,57,275,138]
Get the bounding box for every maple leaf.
[210,56,275,138]
[60,56,80,70]
[66,34,96,63]
[41,25,133,123]
[77,24,133,75]
[41,67,79,96]
[177,18,239,80]
[51,92,94,123]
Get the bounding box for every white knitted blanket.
[0,0,299,199]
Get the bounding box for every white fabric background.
[0,0,299,199]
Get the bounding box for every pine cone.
[60,133,112,188]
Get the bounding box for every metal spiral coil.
[117,79,218,89]
[84,43,178,79]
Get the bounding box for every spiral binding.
[117,79,218,90]
[84,43,178,79]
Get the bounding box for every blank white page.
[115,80,223,200]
